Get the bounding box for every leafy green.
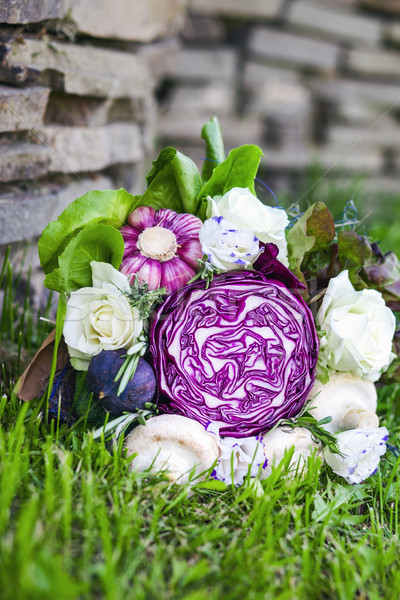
[338,231,372,272]
[196,144,263,220]
[201,116,226,181]
[44,224,124,293]
[39,188,139,276]
[287,202,335,287]
[139,147,202,214]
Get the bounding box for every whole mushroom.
[307,372,379,434]
[124,414,220,484]
[260,427,323,479]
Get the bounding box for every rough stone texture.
[348,48,400,78]
[0,175,113,245]
[0,37,153,98]
[188,0,284,19]
[0,0,185,42]
[288,2,382,45]
[249,28,339,71]
[174,48,238,83]
[0,85,50,132]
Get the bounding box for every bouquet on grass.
[17,117,400,488]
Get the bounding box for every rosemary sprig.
[279,412,342,456]
[114,331,148,396]
[125,275,167,320]
[92,402,158,443]
[189,256,221,288]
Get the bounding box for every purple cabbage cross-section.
[150,267,319,438]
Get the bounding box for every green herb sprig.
[279,412,342,456]
[125,275,167,320]
[189,256,221,288]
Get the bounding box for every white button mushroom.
[124,414,220,484]
[260,427,323,479]
[307,372,379,434]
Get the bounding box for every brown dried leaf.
[15,329,69,402]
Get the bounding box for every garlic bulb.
[120,206,203,293]
[124,414,219,484]
[260,427,323,479]
[307,372,378,434]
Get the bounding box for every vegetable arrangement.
[17,117,399,488]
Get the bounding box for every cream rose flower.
[324,427,388,484]
[206,187,289,266]
[317,270,396,382]
[63,261,143,370]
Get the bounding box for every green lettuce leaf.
[196,144,263,220]
[39,188,139,275]
[287,202,335,288]
[44,224,125,292]
[201,116,226,181]
[139,147,202,214]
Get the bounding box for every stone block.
[42,123,145,174]
[174,48,238,83]
[181,15,226,42]
[0,0,185,43]
[0,37,152,98]
[0,124,144,182]
[0,0,63,23]
[165,83,235,117]
[249,28,339,71]
[243,62,301,88]
[309,78,400,110]
[0,175,113,245]
[329,122,400,150]
[360,0,400,14]
[188,0,284,19]
[385,23,400,46]
[0,85,50,132]
[137,39,180,82]
[348,48,400,78]
[288,2,382,45]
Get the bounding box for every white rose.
[317,270,396,382]
[207,423,267,486]
[324,427,388,484]
[199,216,261,271]
[63,261,143,370]
[206,187,289,266]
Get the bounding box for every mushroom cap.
[260,426,322,479]
[124,414,220,484]
[307,372,377,433]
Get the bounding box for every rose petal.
[128,206,156,230]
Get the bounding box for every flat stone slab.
[0,0,184,43]
[249,28,339,71]
[0,37,152,98]
[188,0,284,19]
[0,85,49,132]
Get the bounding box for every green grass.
[2,197,400,599]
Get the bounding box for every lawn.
[1,184,400,600]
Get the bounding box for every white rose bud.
[63,261,143,370]
[206,187,289,266]
[317,270,396,382]
[324,427,388,484]
[199,216,261,272]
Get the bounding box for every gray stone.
[0,175,113,245]
[360,0,400,14]
[309,78,400,110]
[385,23,400,46]
[0,37,153,98]
[137,39,180,82]
[288,2,382,45]
[0,0,63,23]
[66,0,185,43]
[348,48,400,78]
[174,48,238,83]
[189,0,284,19]
[329,122,400,150]
[0,124,144,182]
[0,0,185,42]
[42,123,145,174]
[243,62,301,88]
[165,83,235,116]
[0,85,50,132]
[249,28,339,71]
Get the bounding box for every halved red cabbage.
[150,269,318,438]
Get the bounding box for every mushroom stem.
[341,409,379,431]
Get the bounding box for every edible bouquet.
[17,117,400,488]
